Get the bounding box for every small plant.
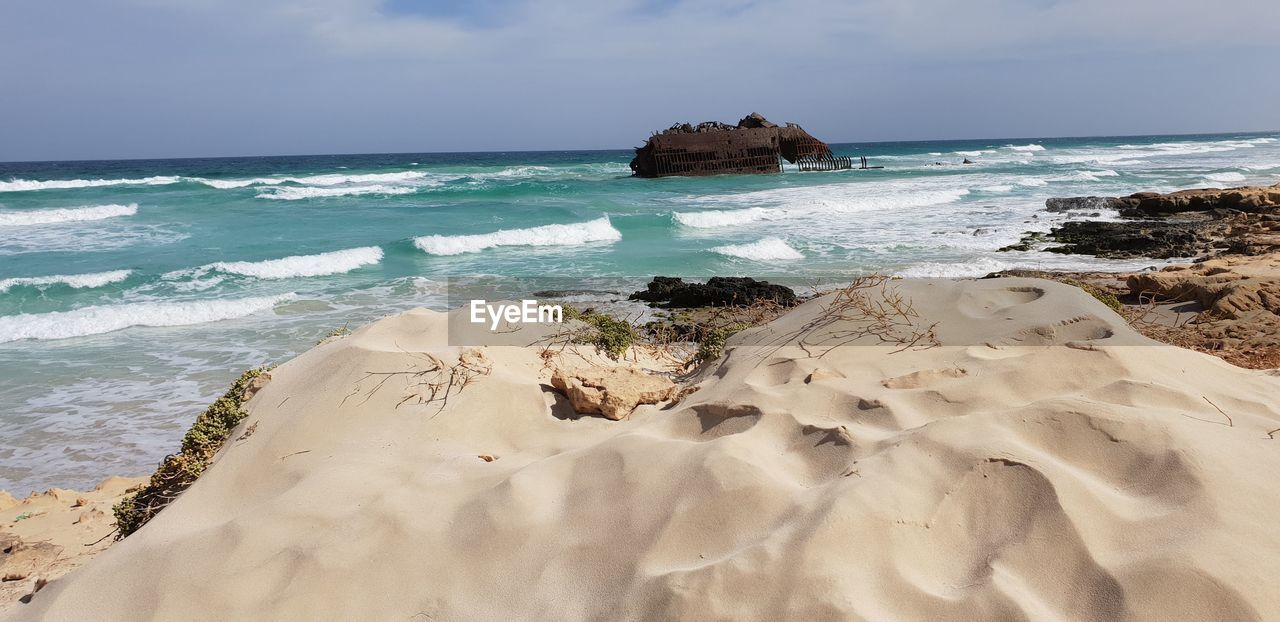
[560,305,637,360]
[113,367,269,539]
[1060,278,1124,313]
[695,322,750,363]
[318,323,351,344]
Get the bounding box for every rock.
[1044,220,1206,259]
[962,158,974,164]
[1045,196,1122,213]
[550,367,677,420]
[0,491,16,512]
[240,372,271,402]
[630,277,797,308]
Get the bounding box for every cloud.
[1,0,1277,160]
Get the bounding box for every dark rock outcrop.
[1043,221,1208,259]
[630,277,798,308]
[1008,183,1280,260]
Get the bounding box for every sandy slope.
[9,278,1280,620]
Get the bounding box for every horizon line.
[2,128,1275,166]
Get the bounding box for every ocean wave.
[896,257,1013,278]
[205,246,384,279]
[711,238,803,261]
[0,203,138,227]
[414,217,621,255]
[1203,171,1247,184]
[0,294,293,343]
[955,150,996,157]
[194,171,431,190]
[681,182,971,229]
[978,185,1013,193]
[1007,144,1046,152]
[673,207,776,228]
[0,270,132,293]
[0,176,179,193]
[256,185,418,200]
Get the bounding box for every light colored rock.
[550,366,677,420]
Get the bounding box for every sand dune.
[10,278,1280,620]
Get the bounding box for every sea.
[2,132,1278,493]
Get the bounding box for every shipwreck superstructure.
[630,113,855,178]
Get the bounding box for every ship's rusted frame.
[631,115,850,178]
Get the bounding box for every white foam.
[414,217,621,255]
[194,171,431,190]
[0,177,179,193]
[0,203,138,227]
[673,207,776,228]
[896,257,1013,278]
[1204,171,1247,184]
[711,238,803,261]
[0,270,132,293]
[978,185,1014,193]
[256,185,417,200]
[206,246,384,279]
[0,294,293,343]
[680,181,971,229]
[1007,144,1046,152]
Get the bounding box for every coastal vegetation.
[112,367,269,539]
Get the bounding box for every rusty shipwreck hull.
[630,113,842,178]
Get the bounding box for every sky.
[2,0,1279,161]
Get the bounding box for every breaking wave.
[1007,144,1046,152]
[677,183,969,229]
[896,257,1014,278]
[0,203,138,227]
[256,185,418,200]
[0,270,132,293]
[0,294,294,343]
[0,177,180,193]
[195,170,431,190]
[205,247,384,279]
[674,207,775,228]
[711,238,803,261]
[1204,171,1247,184]
[414,217,621,255]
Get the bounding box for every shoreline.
[4,182,1280,616]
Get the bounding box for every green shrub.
[1061,278,1124,313]
[113,367,268,539]
[695,322,750,364]
[562,306,636,359]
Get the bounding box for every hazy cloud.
[1,0,1277,160]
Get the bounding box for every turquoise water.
[2,132,1278,492]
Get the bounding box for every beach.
[5,273,1280,619]
[2,133,1279,495]
[4,142,1280,619]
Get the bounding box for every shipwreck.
[630,112,867,178]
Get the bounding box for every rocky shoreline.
[1002,183,1280,259]
[992,183,1280,369]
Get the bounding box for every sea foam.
[1007,144,1046,152]
[1204,171,1247,184]
[0,294,293,343]
[256,185,418,200]
[0,270,132,293]
[711,238,803,261]
[206,246,384,279]
[414,217,621,255]
[673,207,775,228]
[0,177,180,193]
[0,203,138,227]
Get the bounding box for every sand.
[7,277,1280,620]
[0,477,145,611]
